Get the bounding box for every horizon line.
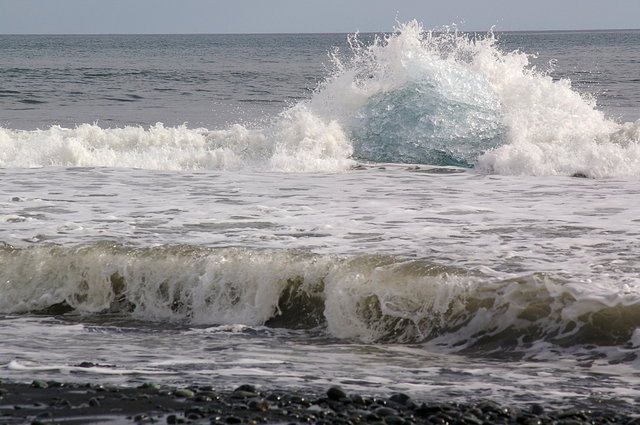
[1,27,640,36]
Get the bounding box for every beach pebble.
[349,394,366,406]
[31,380,48,389]
[234,384,256,393]
[174,389,195,398]
[389,393,411,405]
[134,413,150,422]
[374,406,398,417]
[139,382,160,391]
[326,386,347,401]
[248,398,270,411]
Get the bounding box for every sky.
[1,0,639,34]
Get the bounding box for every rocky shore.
[0,379,638,425]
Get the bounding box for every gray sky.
[1,0,638,34]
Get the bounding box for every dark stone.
[283,395,309,406]
[139,382,160,391]
[248,398,270,411]
[47,381,64,388]
[427,416,447,425]
[460,413,483,425]
[366,413,382,422]
[225,415,242,424]
[349,394,365,406]
[55,398,72,408]
[374,407,398,417]
[415,404,444,418]
[266,393,282,402]
[234,384,256,393]
[384,415,404,425]
[389,393,411,406]
[174,389,195,398]
[134,413,150,422]
[30,380,48,389]
[477,401,501,413]
[327,386,347,401]
[88,397,101,407]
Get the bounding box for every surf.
[2,242,639,363]
[0,21,638,177]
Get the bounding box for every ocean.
[1,21,640,413]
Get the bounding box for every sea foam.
[313,21,640,177]
[0,106,353,173]
[0,21,638,177]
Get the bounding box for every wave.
[312,21,640,177]
[0,108,354,173]
[2,242,639,360]
[1,21,639,177]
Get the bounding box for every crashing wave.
[2,242,640,360]
[0,21,638,177]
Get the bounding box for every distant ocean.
[1,22,640,411]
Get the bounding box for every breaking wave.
[2,243,639,360]
[0,21,639,177]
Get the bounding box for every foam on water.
[0,106,353,173]
[1,21,638,177]
[1,243,639,361]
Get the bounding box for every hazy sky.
[1,0,639,34]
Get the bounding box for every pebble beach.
[1,379,638,425]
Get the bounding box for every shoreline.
[1,380,638,425]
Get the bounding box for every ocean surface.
[1,22,640,412]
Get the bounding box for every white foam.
[6,359,170,375]
[314,20,640,177]
[1,21,638,177]
[0,105,354,173]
